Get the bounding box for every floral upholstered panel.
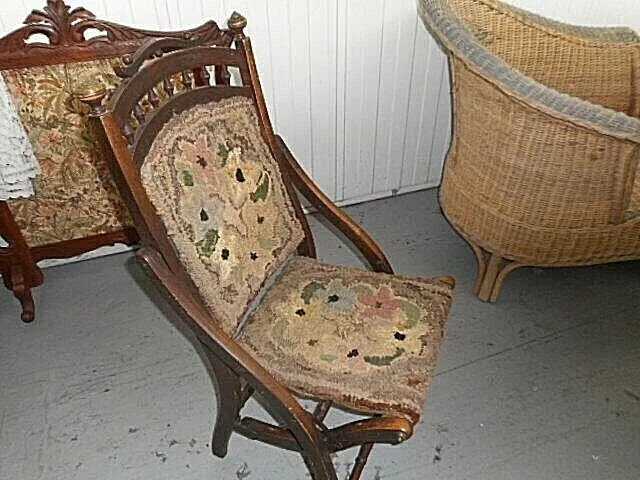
[2,58,133,247]
[238,256,454,422]
[141,96,305,335]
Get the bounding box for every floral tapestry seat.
[239,256,453,422]
[141,95,453,422]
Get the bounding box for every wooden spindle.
[163,77,174,96]
[148,88,160,107]
[181,70,192,89]
[200,65,211,86]
[133,103,145,124]
[215,65,231,86]
[122,120,135,145]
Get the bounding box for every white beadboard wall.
[1,0,453,207]
[2,0,640,207]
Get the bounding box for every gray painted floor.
[1,188,639,480]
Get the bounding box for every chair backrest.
[84,15,309,336]
[447,0,640,116]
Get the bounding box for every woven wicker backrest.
[450,0,640,117]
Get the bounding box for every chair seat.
[238,256,454,422]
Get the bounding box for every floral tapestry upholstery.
[141,96,305,335]
[238,256,454,422]
[2,58,133,247]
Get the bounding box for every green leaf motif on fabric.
[258,235,279,251]
[250,173,270,202]
[323,279,357,310]
[196,229,219,257]
[400,300,421,329]
[320,353,338,363]
[272,319,294,348]
[217,143,230,166]
[364,347,405,366]
[181,169,194,186]
[301,281,326,304]
[353,284,375,295]
[80,129,94,144]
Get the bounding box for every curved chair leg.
[8,267,36,323]
[476,253,502,301]
[349,443,373,480]
[1,256,43,323]
[468,240,525,302]
[490,261,525,302]
[202,345,246,458]
[300,446,338,480]
[1,201,43,322]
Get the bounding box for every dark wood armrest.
[274,135,394,274]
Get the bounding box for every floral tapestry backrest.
[140,96,305,335]
[2,59,133,247]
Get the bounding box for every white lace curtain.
[0,74,39,201]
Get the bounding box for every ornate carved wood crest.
[0,0,235,69]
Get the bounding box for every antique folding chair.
[78,13,454,480]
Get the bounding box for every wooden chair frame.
[78,13,447,480]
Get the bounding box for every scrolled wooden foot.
[7,263,38,323]
[18,289,36,323]
[2,201,43,323]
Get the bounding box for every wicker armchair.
[419,0,640,302]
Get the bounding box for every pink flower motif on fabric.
[357,285,402,320]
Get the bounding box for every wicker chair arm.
[419,0,640,143]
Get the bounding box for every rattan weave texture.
[419,0,640,301]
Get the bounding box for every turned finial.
[228,12,247,37]
[75,80,108,117]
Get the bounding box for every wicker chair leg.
[469,240,488,294]
[489,260,525,303]
[473,250,526,302]
[476,252,502,301]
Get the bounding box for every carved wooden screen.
[0,0,232,322]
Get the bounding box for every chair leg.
[202,345,245,458]
[470,245,525,302]
[1,201,43,323]
[300,443,339,480]
[489,260,525,303]
[13,278,36,323]
[476,252,502,302]
[3,262,42,323]
[348,443,374,480]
